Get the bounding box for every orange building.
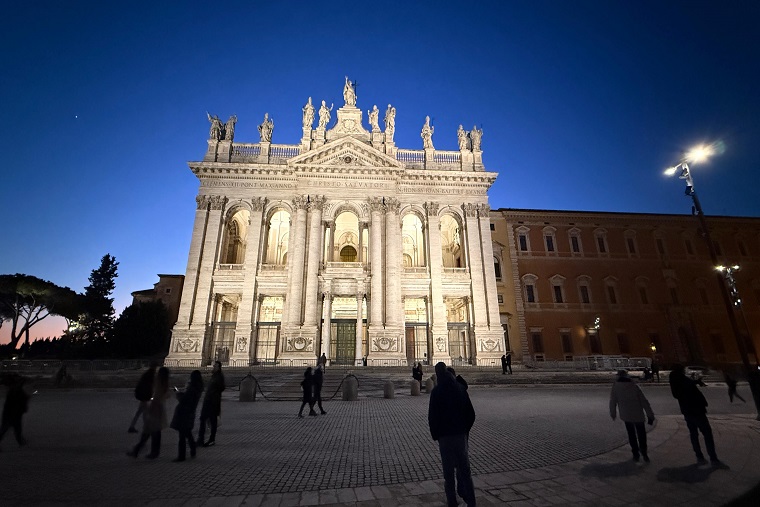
[491,209,760,368]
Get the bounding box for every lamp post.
[664,148,760,419]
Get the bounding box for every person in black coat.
[670,364,719,464]
[298,367,317,418]
[428,362,476,507]
[412,362,423,387]
[197,361,225,447]
[128,363,156,433]
[171,370,204,462]
[505,352,512,374]
[313,365,327,415]
[500,354,507,375]
[0,374,29,448]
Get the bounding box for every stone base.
[165,328,205,366]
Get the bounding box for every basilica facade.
[166,80,505,367]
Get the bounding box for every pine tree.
[79,254,119,348]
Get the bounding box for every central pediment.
[288,136,403,169]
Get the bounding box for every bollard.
[239,375,256,402]
[410,380,421,396]
[424,377,435,393]
[342,375,358,401]
[383,380,395,399]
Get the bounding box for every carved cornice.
[424,202,439,217]
[209,195,227,210]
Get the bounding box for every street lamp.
[664,147,760,419]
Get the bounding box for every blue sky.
[2,1,759,342]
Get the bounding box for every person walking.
[128,362,156,433]
[505,352,512,374]
[609,370,655,462]
[319,352,328,369]
[197,361,226,447]
[500,354,508,375]
[723,371,746,403]
[428,362,476,507]
[170,370,204,462]
[128,366,170,459]
[313,364,327,415]
[0,374,30,449]
[298,367,317,418]
[413,362,423,387]
[670,364,720,465]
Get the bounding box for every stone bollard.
[383,380,395,399]
[410,380,421,396]
[424,377,435,393]
[342,375,358,401]
[239,375,256,402]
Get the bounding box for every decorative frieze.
[371,335,398,352]
[463,203,479,218]
[425,202,440,217]
[286,336,314,352]
[175,337,200,353]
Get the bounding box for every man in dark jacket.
[198,361,225,446]
[670,364,719,464]
[313,364,327,415]
[0,374,30,448]
[128,363,156,433]
[428,362,476,507]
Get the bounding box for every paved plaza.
[1,380,759,506]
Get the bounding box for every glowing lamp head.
[685,145,713,163]
[663,166,678,176]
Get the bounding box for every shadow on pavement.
[580,460,644,478]
[656,462,728,483]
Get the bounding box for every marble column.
[478,204,501,330]
[174,195,212,331]
[463,203,488,329]
[303,196,325,329]
[385,198,402,328]
[231,197,266,363]
[287,196,309,327]
[251,295,264,361]
[369,198,385,328]
[355,293,364,364]
[322,293,332,358]
[424,202,446,361]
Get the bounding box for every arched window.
[221,210,249,264]
[440,214,463,268]
[264,210,290,265]
[334,211,360,263]
[402,214,426,267]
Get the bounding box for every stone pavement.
[1,385,758,506]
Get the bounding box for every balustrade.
[270,144,300,159]
[231,143,261,162]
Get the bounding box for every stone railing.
[432,150,461,165]
[259,264,287,272]
[396,149,425,169]
[230,143,261,162]
[443,267,469,274]
[270,144,300,160]
[217,263,244,270]
[325,261,365,270]
[403,267,428,274]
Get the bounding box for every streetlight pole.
[665,158,760,419]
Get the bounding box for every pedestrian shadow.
[580,460,644,478]
[656,462,729,484]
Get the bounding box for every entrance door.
[406,327,416,364]
[334,320,356,365]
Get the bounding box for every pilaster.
[425,202,447,361]
[303,195,325,332]
[286,196,309,329]
[368,198,385,332]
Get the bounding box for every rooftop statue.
[470,125,483,151]
[223,115,237,141]
[457,124,468,151]
[421,116,434,149]
[258,113,274,142]
[302,97,315,129]
[343,76,356,106]
[384,104,396,137]
[368,105,380,132]
[318,100,333,129]
[207,112,223,140]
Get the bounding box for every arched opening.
[402,213,426,267]
[333,211,360,262]
[220,210,249,264]
[264,210,290,265]
[340,245,357,262]
[440,214,463,268]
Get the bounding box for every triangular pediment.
[288,136,403,169]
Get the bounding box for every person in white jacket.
[610,369,655,462]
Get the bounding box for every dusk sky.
[2,1,759,343]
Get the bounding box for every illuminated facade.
[166,81,505,367]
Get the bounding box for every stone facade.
[131,274,185,326]
[166,81,504,367]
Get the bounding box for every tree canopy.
[0,274,83,352]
